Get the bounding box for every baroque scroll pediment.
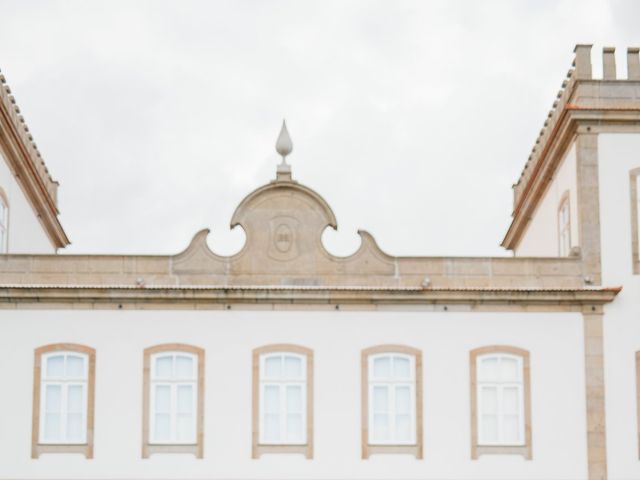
[172,177,395,281]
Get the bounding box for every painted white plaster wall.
[0,153,56,253]
[598,133,640,480]
[516,144,579,257]
[0,308,587,480]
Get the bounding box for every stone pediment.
[172,174,395,283]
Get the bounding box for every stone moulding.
[0,71,69,249]
[0,285,621,309]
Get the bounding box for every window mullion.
[497,384,504,445]
[280,382,287,444]
[389,381,396,443]
[61,382,68,443]
[171,383,177,443]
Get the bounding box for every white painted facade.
[2,44,640,480]
[0,309,587,480]
[598,133,640,480]
[515,144,579,257]
[0,152,56,253]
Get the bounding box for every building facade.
[0,45,639,480]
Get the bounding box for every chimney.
[628,47,640,80]
[573,44,593,80]
[602,47,616,80]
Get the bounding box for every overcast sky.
[1,0,639,257]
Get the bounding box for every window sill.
[473,444,531,460]
[32,443,92,459]
[143,443,202,459]
[363,444,422,459]
[253,443,312,459]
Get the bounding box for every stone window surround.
[361,345,423,459]
[0,186,8,252]
[630,168,640,274]
[142,343,205,459]
[469,345,532,460]
[31,343,96,459]
[252,344,314,459]
[558,190,572,257]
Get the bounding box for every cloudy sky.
[1,0,638,257]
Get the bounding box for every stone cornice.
[0,284,621,309]
[0,72,69,249]
[502,96,640,251]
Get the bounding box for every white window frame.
[476,353,525,446]
[149,351,198,445]
[558,196,571,256]
[258,352,307,445]
[367,353,416,445]
[39,351,89,445]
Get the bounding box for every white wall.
[516,144,579,257]
[0,308,587,480]
[598,133,640,480]
[0,153,56,253]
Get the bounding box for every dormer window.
[558,194,571,256]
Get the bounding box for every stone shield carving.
[268,216,300,261]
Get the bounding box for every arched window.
[252,344,313,458]
[361,345,422,459]
[470,346,531,459]
[32,344,95,458]
[0,188,8,253]
[142,344,204,458]
[558,193,571,256]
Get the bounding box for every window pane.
[67,385,84,414]
[286,385,302,413]
[286,413,303,442]
[372,414,389,442]
[154,414,171,442]
[395,414,411,442]
[373,356,391,378]
[45,385,62,412]
[44,413,61,441]
[155,385,171,413]
[481,387,498,415]
[395,386,411,415]
[175,356,194,378]
[502,387,520,415]
[478,357,498,381]
[503,414,520,444]
[155,356,173,378]
[372,386,389,413]
[264,356,282,379]
[264,414,279,442]
[177,385,193,414]
[66,355,85,378]
[481,415,498,443]
[284,356,302,379]
[177,414,194,442]
[67,413,84,441]
[393,357,411,378]
[264,385,280,414]
[46,355,64,377]
[500,357,519,382]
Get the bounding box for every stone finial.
[275,119,293,181]
[603,47,616,80]
[573,44,593,80]
[628,47,640,80]
[275,120,293,160]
